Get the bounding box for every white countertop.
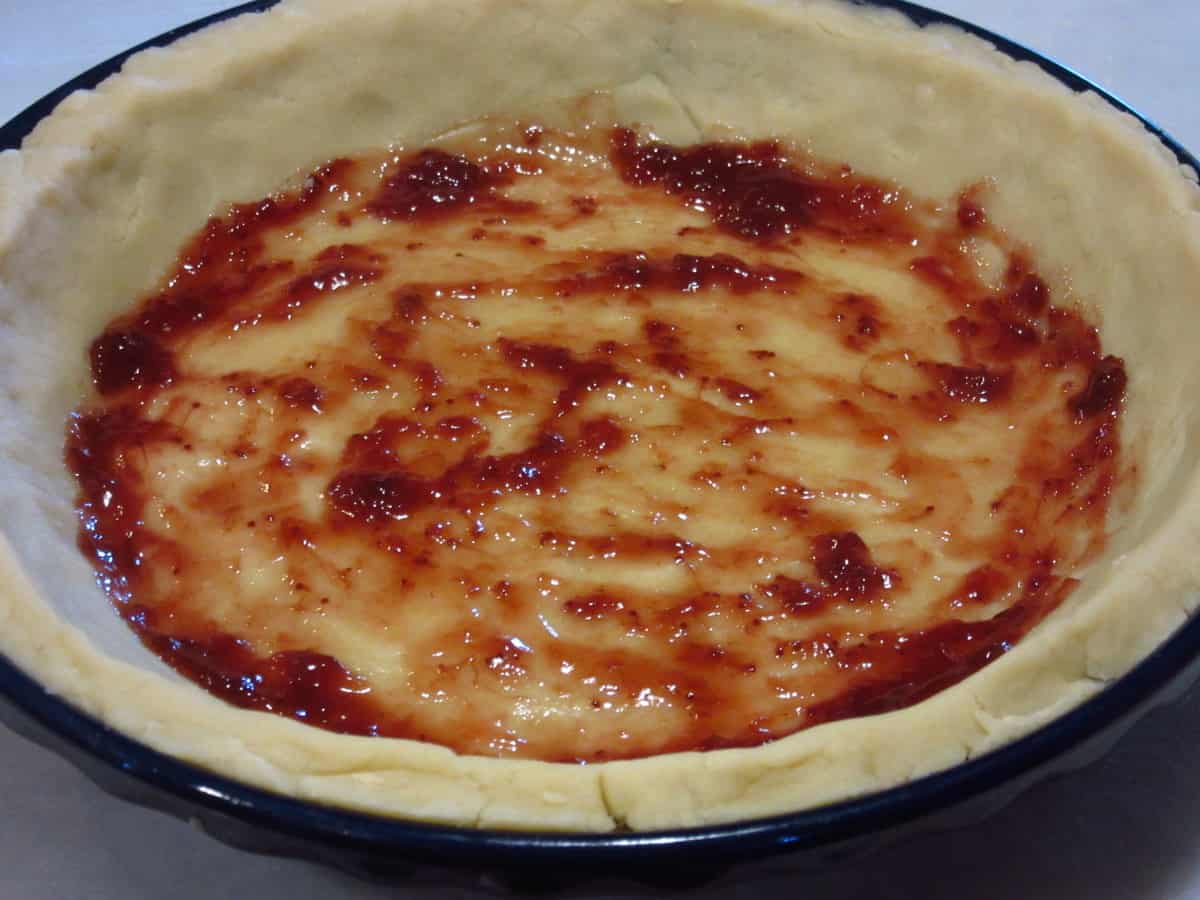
[3,2,1200,897]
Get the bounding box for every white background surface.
[3,1,1200,897]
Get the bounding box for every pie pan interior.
[2,0,1200,873]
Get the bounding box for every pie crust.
[2,0,1199,831]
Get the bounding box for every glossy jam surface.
[66,121,1127,761]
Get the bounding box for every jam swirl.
[66,122,1126,762]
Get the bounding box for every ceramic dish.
[2,0,1199,888]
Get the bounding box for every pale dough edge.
[1,0,1199,832]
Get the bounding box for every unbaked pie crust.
[2,0,1200,831]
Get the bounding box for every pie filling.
[65,117,1127,762]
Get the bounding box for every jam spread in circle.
[66,117,1128,762]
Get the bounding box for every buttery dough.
[1,0,1199,831]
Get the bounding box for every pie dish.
[2,0,1200,857]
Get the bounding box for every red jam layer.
[65,122,1127,762]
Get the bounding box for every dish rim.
[1,0,1196,866]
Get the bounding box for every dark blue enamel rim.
[2,0,1196,867]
